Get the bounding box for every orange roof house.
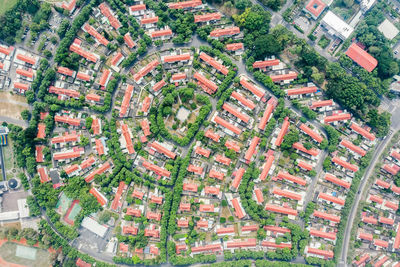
[309,229,336,240]
[168,0,202,9]
[179,203,191,211]
[393,224,400,249]
[259,98,277,130]
[16,54,36,65]
[354,254,370,266]
[232,168,245,190]
[240,79,265,99]
[299,123,323,143]
[209,169,224,180]
[121,123,135,154]
[162,53,190,63]
[183,183,198,192]
[362,214,378,224]
[69,44,98,63]
[194,12,221,23]
[38,167,50,183]
[16,68,34,78]
[226,43,244,51]
[277,171,307,186]
[171,73,186,81]
[254,187,264,204]
[226,239,257,249]
[210,27,240,37]
[215,154,231,165]
[306,247,334,259]
[99,3,121,29]
[191,244,222,254]
[275,117,290,147]
[83,24,109,46]
[313,210,341,223]
[111,181,126,211]
[187,164,203,175]
[270,72,298,82]
[89,187,107,206]
[141,96,151,113]
[346,43,377,72]
[141,119,151,137]
[76,258,91,267]
[53,150,83,161]
[259,150,274,181]
[304,0,326,19]
[91,118,101,135]
[14,82,29,91]
[99,69,111,88]
[194,72,218,94]
[310,99,333,109]
[373,239,389,248]
[151,29,173,38]
[318,193,345,206]
[51,133,79,144]
[264,225,291,234]
[244,136,259,163]
[124,33,136,49]
[253,59,280,69]
[213,115,241,135]
[340,139,366,156]
[223,103,250,123]
[49,86,80,98]
[76,72,91,81]
[350,122,375,141]
[153,80,166,92]
[225,139,240,152]
[205,129,220,142]
[358,232,373,241]
[379,216,394,225]
[231,91,256,110]
[292,142,319,157]
[199,204,215,212]
[37,123,46,139]
[151,141,176,159]
[324,173,351,189]
[133,60,160,82]
[204,186,220,195]
[141,158,171,178]
[130,4,146,12]
[375,179,390,189]
[119,84,134,117]
[199,52,228,75]
[265,204,298,216]
[111,52,124,66]
[85,162,111,183]
[287,86,317,96]
[332,157,359,172]
[216,227,235,235]
[232,198,245,219]
[0,45,11,56]
[324,113,351,124]
[35,145,44,162]
[374,256,389,267]
[272,188,302,201]
[261,241,292,249]
[141,16,159,25]
[86,93,101,102]
[195,146,211,158]
[298,160,313,171]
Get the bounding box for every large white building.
[321,11,354,40]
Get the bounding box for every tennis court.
[55,192,72,215]
[64,200,81,225]
[16,245,37,260]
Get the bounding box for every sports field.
[0,0,18,15]
[0,242,52,267]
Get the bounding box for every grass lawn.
[0,0,18,15]
[318,35,331,49]
[0,242,52,267]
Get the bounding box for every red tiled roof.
[111,181,125,211]
[379,216,394,225]
[313,210,341,223]
[69,44,98,63]
[53,150,82,161]
[141,16,159,25]
[171,73,186,81]
[232,168,245,189]
[51,133,78,144]
[194,72,218,94]
[392,184,400,194]
[37,123,46,139]
[324,173,351,189]
[384,200,398,211]
[151,29,173,38]
[346,43,377,72]
[14,82,29,91]
[223,103,250,123]
[241,225,258,232]
[99,3,121,29]
[141,119,151,136]
[119,84,134,117]
[89,187,107,206]
[17,54,36,65]
[205,129,220,142]
[270,72,298,82]
[209,169,224,180]
[153,80,166,92]
[16,68,33,78]
[354,254,369,266]
[168,0,202,9]
[151,141,176,159]
[99,69,111,87]
[49,86,80,98]
[358,232,373,241]
[200,52,228,75]
[187,164,203,175]
[240,78,264,99]
[225,139,240,152]
[126,208,141,217]
[95,139,105,155]
[204,186,220,195]
[309,229,336,240]
[163,53,190,63]
[141,96,151,113]
[292,142,319,156]
[210,27,240,37]
[254,187,264,204]
[350,122,375,141]
[298,160,313,171]
[92,118,100,135]
[144,229,160,237]
[146,211,161,221]
[183,183,198,192]
[83,24,109,46]
[287,86,317,96]
[383,164,399,175]
[375,179,390,189]
[35,145,44,163]
[272,188,302,201]
[38,167,50,183]
[394,224,400,249]
[259,98,277,130]
[265,204,298,216]
[244,136,259,162]
[195,146,211,158]
[369,194,383,204]
[133,60,160,82]
[64,164,79,175]
[264,225,291,234]
[216,227,234,235]
[232,198,245,219]
[310,99,333,109]
[177,219,189,227]
[111,52,123,66]
[373,239,389,248]
[124,33,136,49]
[123,226,138,235]
[340,139,366,156]
[213,115,241,135]
[275,117,289,146]
[259,150,274,181]
[305,0,326,18]
[277,171,307,186]
[332,157,359,172]
[86,93,101,102]
[318,192,345,205]
[261,241,292,249]
[85,162,111,183]
[307,247,333,259]
[194,12,221,23]
[362,214,378,225]
[299,123,323,143]
[253,59,280,69]
[226,238,257,249]
[121,123,135,154]
[130,4,146,11]
[199,204,215,212]
[324,113,351,123]
[374,256,389,267]
[191,244,222,253]
[226,43,244,51]
[215,154,231,165]
[76,72,91,81]
[231,91,256,110]
[141,158,170,177]
[0,46,11,55]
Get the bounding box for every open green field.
[0,0,18,15]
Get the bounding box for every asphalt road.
[338,129,395,266]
